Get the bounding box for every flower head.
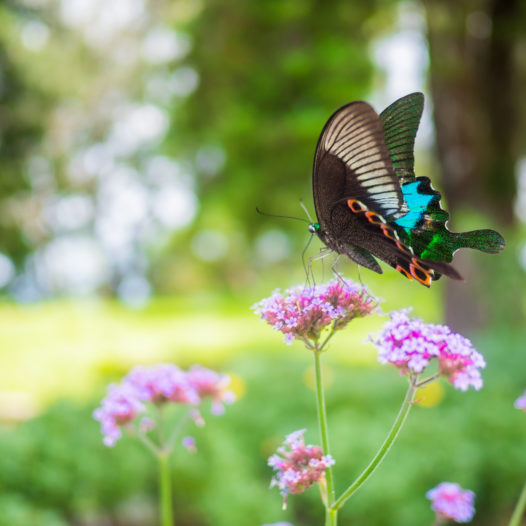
[514,391,526,412]
[426,482,475,523]
[370,310,485,391]
[252,279,378,345]
[187,365,235,415]
[94,363,234,447]
[268,429,335,508]
[125,364,199,405]
[93,383,145,447]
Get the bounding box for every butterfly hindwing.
[379,93,505,266]
[344,199,462,286]
[392,177,505,262]
[379,92,423,185]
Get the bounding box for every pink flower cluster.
[426,482,475,523]
[252,280,377,345]
[370,310,485,391]
[268,429,335,505]
[93,364,235,446]
[514,391,526,412]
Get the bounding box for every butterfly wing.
[393,177,505,262]
[379,93,505,266]
[379,92,423,185]
[312,100,410,274]
[313,101,407,227]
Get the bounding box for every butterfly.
[309,92,505,287]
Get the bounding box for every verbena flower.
[93,383,145,447]
[370,310,485,391]
[268,429,335,508]
[252,279,378,345]
[187,365,236,415]
[126,363,199,405]
[93,363,233,446]
[426,482,475,523]
[514,391,526,412]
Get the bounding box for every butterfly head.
[308,223,321,234]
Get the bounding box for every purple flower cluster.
[94,363,235,446]
[253,280,377,345]
[371,310,485,391]
[514,391,526,412]
[426,482,475,523]
[268,429,335,505]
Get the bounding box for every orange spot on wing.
[380,225,399,241]
[396,241,412,254]
[347,199,367,213]
[409,263,432,286]
[411,258,432,273]
[365,211,386,225]
[396,265,413,280]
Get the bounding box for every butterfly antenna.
[255,207,309,223]
[299,200,314,223]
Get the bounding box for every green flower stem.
[313,349,336,524]
[325,507,337,525]
[508,480,526,526]
[332,381,417,511]
[158,452,174,526]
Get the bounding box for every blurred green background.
[0,0,525,524]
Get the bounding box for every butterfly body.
[311,93,505,287]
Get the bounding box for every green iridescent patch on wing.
[379,92,424,185]
[392,177,505,262]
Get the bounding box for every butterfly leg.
[330,254,345,284]
[304,247,332,288]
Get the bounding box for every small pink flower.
[370,310,485,391]
[426,482,475,523]
[268,429,335,508]
[93,383,145,447]
[186,365,235,415]
[93,363,235,447]
[253,280,378,345]
[126,364,199,405]
[514,391,526,412]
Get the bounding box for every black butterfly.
[310,92,505,287]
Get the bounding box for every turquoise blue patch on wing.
[394,181,435,230]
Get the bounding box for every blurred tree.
[168,0,398,290]
[423,0,526,329]
[0,4,51,266]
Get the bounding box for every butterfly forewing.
[313,101,407,226]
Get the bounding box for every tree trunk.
[423,0,521,331]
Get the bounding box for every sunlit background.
[0,0,525,525]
